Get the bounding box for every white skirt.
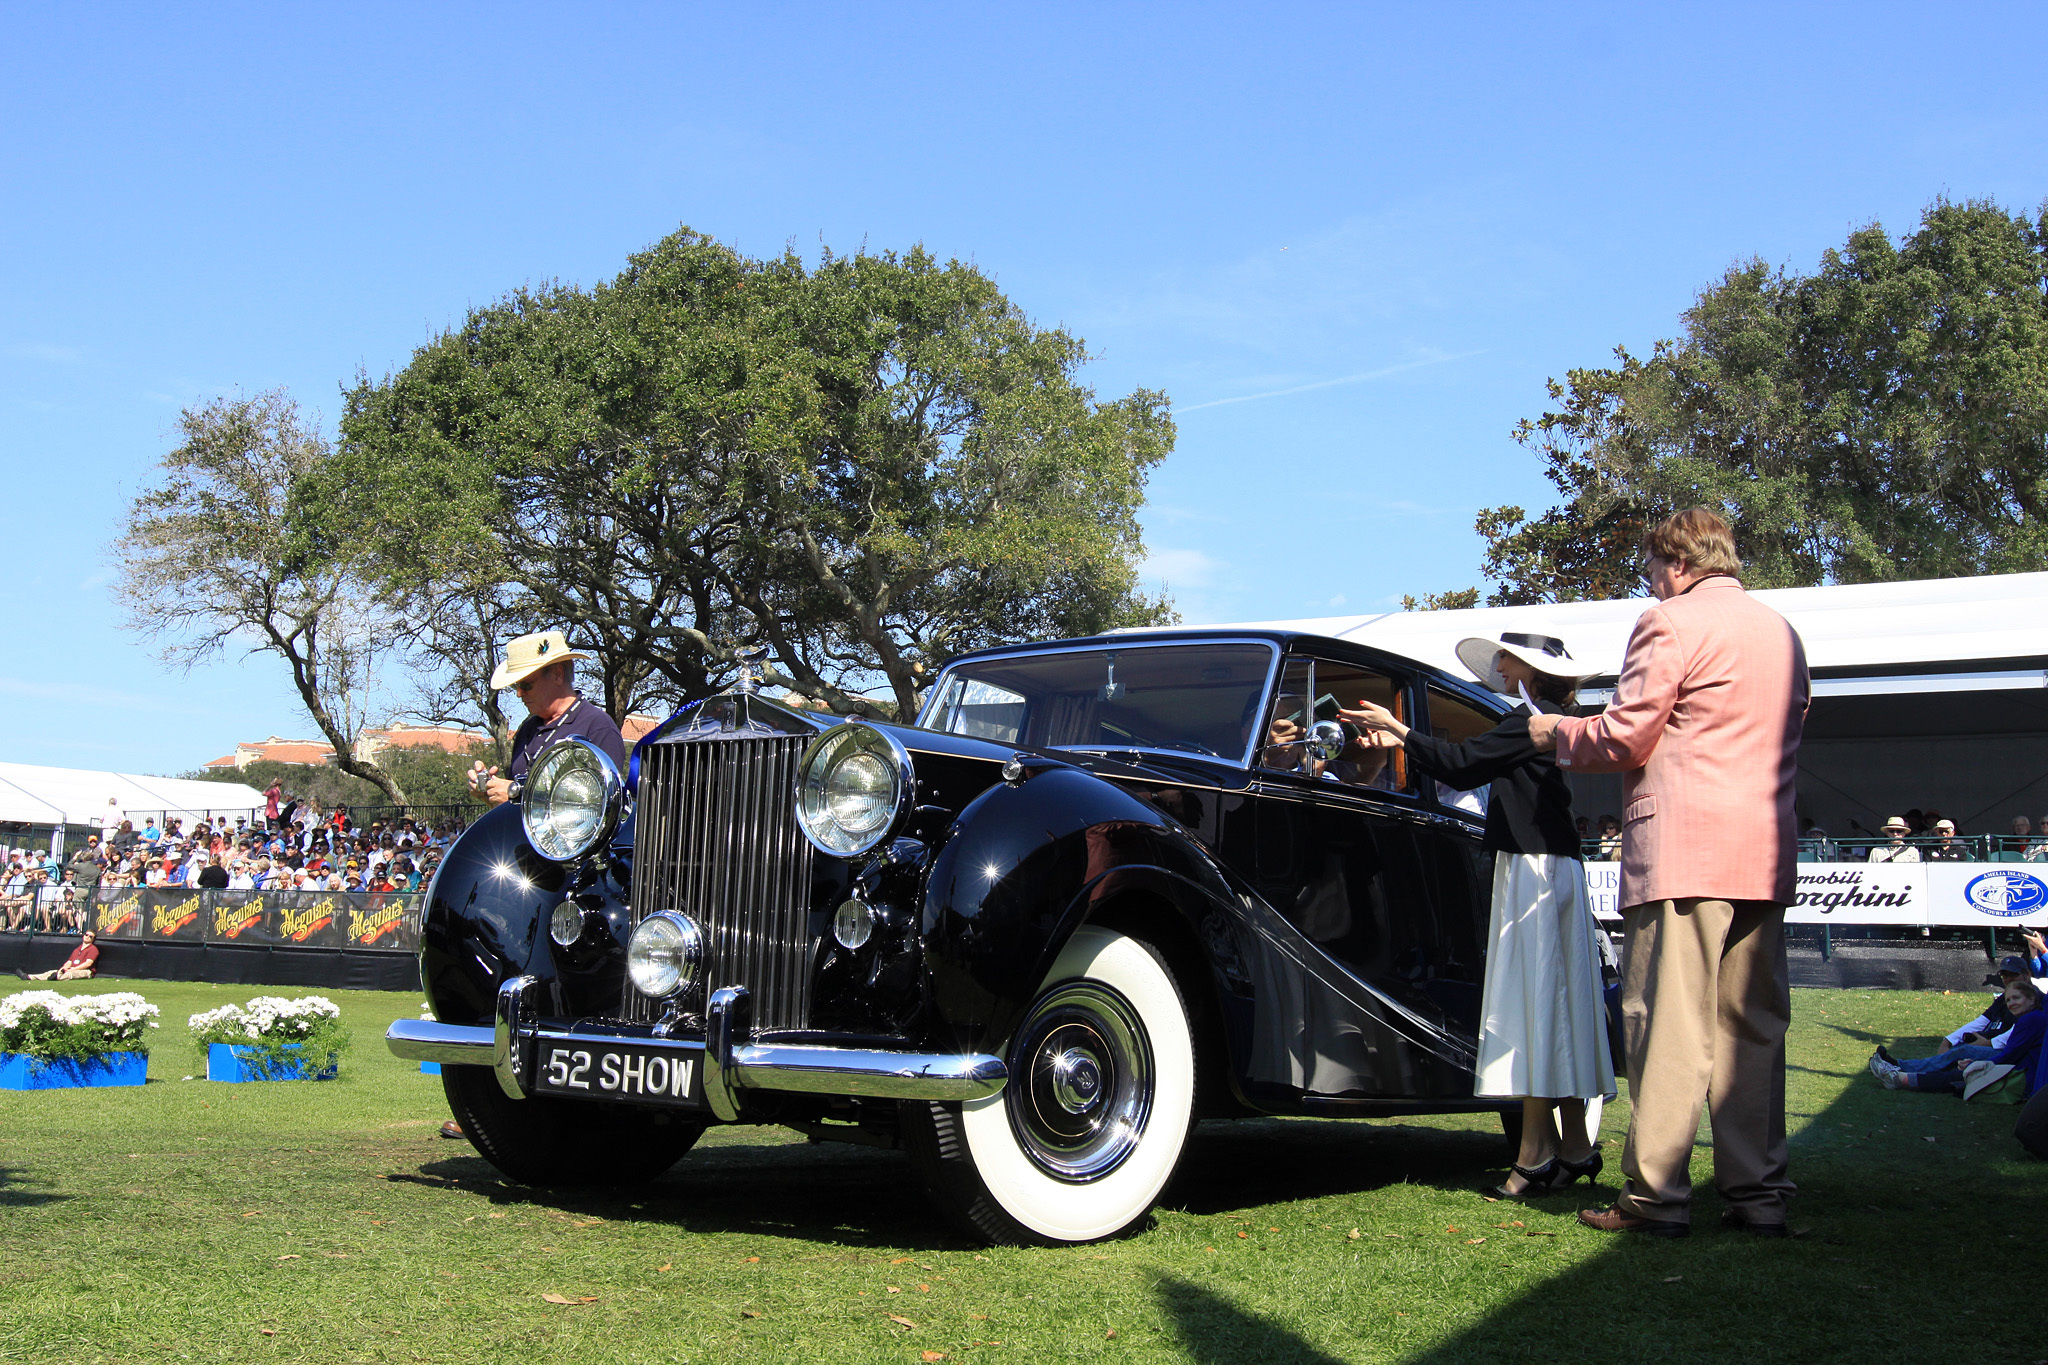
[1473,852,1616,1101]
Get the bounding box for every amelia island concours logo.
[1964,870,2048,919]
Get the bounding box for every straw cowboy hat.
[489,630,594,691]
[1454,631,1593,695]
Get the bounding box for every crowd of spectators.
[1575,809,2048,862]
[0,798,468,934]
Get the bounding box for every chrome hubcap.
[1007,982,1153,1182]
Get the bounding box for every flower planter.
[207,1043,338,1083]
[0,1050,149,1090]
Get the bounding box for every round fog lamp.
[549,901,585,947]
[626,911,703,999]
[832,898,875,950]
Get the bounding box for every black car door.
[1247,654,1471,1100]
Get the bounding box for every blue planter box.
[419,1061,441,1074]
[207,1043,338,1083]
[0,1050,149,1090]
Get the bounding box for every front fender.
[419,804,569,1025]
[920,768,1250,1063]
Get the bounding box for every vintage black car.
[387,629,1524,1245]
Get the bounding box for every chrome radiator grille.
[627,735,816,1030]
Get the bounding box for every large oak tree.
[1478,198,2048,604]
[336,229,1175,719]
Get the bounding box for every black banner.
[340,894,418,952]
[93,887,147,939]
[145,889,206,941]
[209,890,273,944]
[79,888,420,951]
[262,891,352,949]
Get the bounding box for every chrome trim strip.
[385,1018,495,1065]
[732,1043,1007,1100]
[493,975,536,1100]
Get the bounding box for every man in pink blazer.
[1529,508,1809,1238]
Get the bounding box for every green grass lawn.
[0,980,2038,1365]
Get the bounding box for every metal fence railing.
[0,887,422,953]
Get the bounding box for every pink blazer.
[1553,576,1810,908]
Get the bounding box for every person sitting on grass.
[1931,957,2037,1053]
[1870,980,2045,1094]
[15,930,100,981]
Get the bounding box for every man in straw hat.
[468,630,626,806]
[1865,816,1921,863]
[1527,507,1810,1239]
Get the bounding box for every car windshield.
[922,643,1276,761]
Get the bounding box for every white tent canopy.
[1185,570,2048,694]
[1141,570,2048,836]
[0,762,265,828]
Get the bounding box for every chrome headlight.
[795,722,913,857]
[520,737,623,862]
[627,910,702,999]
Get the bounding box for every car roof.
[938,628,1506,710]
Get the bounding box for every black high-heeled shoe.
[1553,1150,1604,1187]
[1484,1160,1561,1198]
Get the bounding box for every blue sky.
[3,2,2044,777]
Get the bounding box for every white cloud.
[1140,547,1227,591]
[1178,350,1483,413]
[4,342,81,364]
[77,568,114,591]
[0,675,190,715]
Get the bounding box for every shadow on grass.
[0,1163,74,1208]
[387,1112,1515,1250]
[409,1136,966,1249]
[1390,1063,2040,1364]
[1154,1276,1350,1365]
[1167,1116,1510,1214]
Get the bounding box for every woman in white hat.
[1340,631,1614,1197]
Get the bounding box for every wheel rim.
[1005,981,1154,1182]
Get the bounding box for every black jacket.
[1403,702,1581,858]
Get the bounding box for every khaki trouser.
[1614,898,1794,1225]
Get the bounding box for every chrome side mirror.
[1306,720,1347,762]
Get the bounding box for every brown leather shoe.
[1578,1205,1688,1238]
[439,1120,468,1141]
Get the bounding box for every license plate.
[530,1040,703,1108]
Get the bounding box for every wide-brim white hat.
[490,630,593,690]
[1454,632,1592,695]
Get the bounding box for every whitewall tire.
[903,927,1197,1245]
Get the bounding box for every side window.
[1259,657,1416,794]
[1257,659,1313,772]
[932,677,1027,743]
[1311,659,1415,795]
[1425,686,1497,820]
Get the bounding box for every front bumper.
[386,976,1006,1119]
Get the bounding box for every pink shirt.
[1553,576,1810,908]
